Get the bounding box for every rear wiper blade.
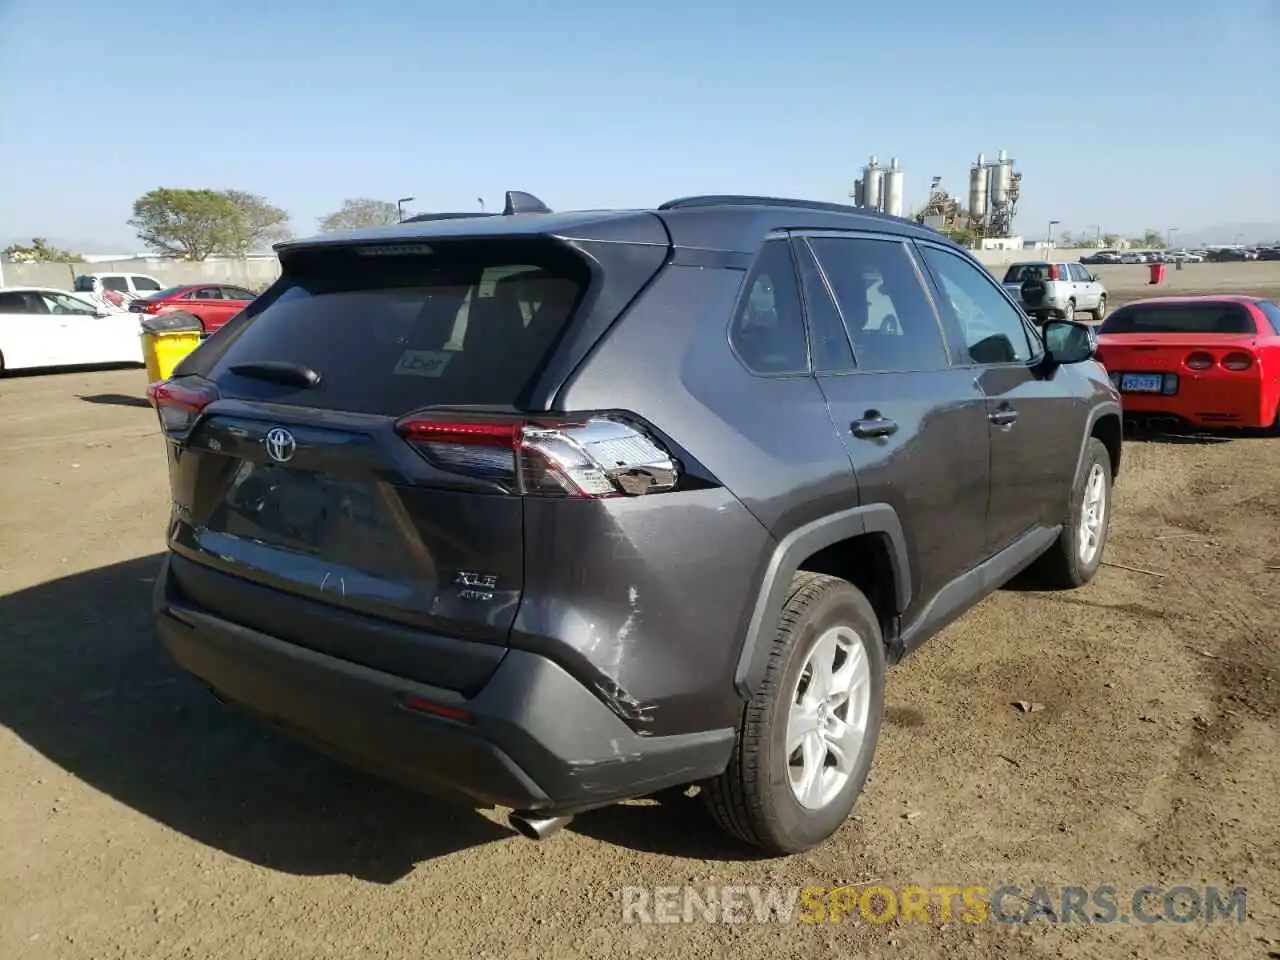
[228,360,321,387]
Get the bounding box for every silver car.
[1001,261,1109,324]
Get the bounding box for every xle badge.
[455,571,497,601]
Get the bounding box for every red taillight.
[394,413,679,498]
[1185,352,1213,370]
[1221,352,1253,371]
[400,694,472,723]
[147,378,219,437]
[145,302,163,314]
[1047,265,1061,281]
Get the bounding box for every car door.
[183,286,226,331]
[914,241,1079,553]
[38,290,139,364]
[796,232,991,640]
[1069,263,1098,310]
[0,291,57,368]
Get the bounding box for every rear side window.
[728,240,809,376]
[203,241,589,415]
[806,236,949,372]
[102,276,129,293]
[1100,303,1257,335]
[1252,301,1280,334]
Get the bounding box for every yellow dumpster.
[140,311,204,383]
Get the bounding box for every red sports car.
[127,283,258,335]
[1094,295,1280,431]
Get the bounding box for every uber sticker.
[394,349,453,377]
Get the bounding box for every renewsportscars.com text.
[620,884,1248,925]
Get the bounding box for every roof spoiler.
[503,190,551,215]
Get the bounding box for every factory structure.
[849,149,1023,245]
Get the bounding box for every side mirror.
[1041,319,1096,365]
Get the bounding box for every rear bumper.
[153,554,735,815]
[1115,381,1270,428]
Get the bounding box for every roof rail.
[658,195,870,214]
[503,190,552,215]
[401,211,495,223]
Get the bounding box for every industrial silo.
[862,156,884,212]
[990,148,1013,206]
[883,158,904,217]
[968,154,989,219]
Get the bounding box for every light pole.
[1047,219,1060,251]
[477,197,486,212]
[1090,224,1102,248]
[397,197,415,222]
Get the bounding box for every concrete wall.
[0,258,282,291]
[0,247,1105,292]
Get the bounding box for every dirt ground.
[2,265,1279,960]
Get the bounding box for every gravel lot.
[2,265,1279,959]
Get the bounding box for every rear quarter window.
[199,241,590,415]
[1255,301,1280,334]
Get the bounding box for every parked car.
[0,286,143,374]
[1256,247,1280,262]
[128,283,258,335]
[1002,261,1109,323]
[146,191,1121,855]
[1166,250,1205,263]
[1095,296,1280,432]
[1080,250,1121,265]
[73,272,166,305]
[1118,251,1144,264]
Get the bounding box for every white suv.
[1001,261,1108,324]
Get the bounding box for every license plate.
[1119,373,1164,393]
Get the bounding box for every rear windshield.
[1003,264,1051,283]
[198,240,589,415]
[150,286,188,300]
[1099,303,1257,335]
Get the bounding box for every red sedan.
[1094,295,1280,431]
[128,283,257,335]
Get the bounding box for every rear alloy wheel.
[1091,295,1107,322]
[703,573,885,855]
[1025,437,1112,588]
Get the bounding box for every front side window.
[728,240,809,376]
[132,276,163,291]
[806,236,949,372]
[918,245,1033,365]
[38,292,97,315]
[101,276,129,293]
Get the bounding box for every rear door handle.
[851,415,899,439]
[989,407,1018,427]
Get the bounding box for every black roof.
[276,190,953,257]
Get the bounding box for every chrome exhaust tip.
[508,811,574,840]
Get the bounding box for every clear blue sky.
[1,0,1276,249]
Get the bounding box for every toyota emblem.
[264,427,297,463]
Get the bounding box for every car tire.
[702,572,885,855]
[1063,299,1076,322]
[1025,437,1113,589]
[0,350,5,377]
[1091,295,1107,322]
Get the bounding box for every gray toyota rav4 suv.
[149,192,1121,855]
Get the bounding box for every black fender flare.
[1077,401,1122,478]
[733,504,911,698]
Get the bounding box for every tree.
[129,188,242,260]
[2,237,82,263]
[1102,233,1122,248]
[1141,229,1166,249]
[1057,230,1076,247]
[318,198,402,232]
[222,190,292,255]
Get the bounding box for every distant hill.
[1174,222,1280,247]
